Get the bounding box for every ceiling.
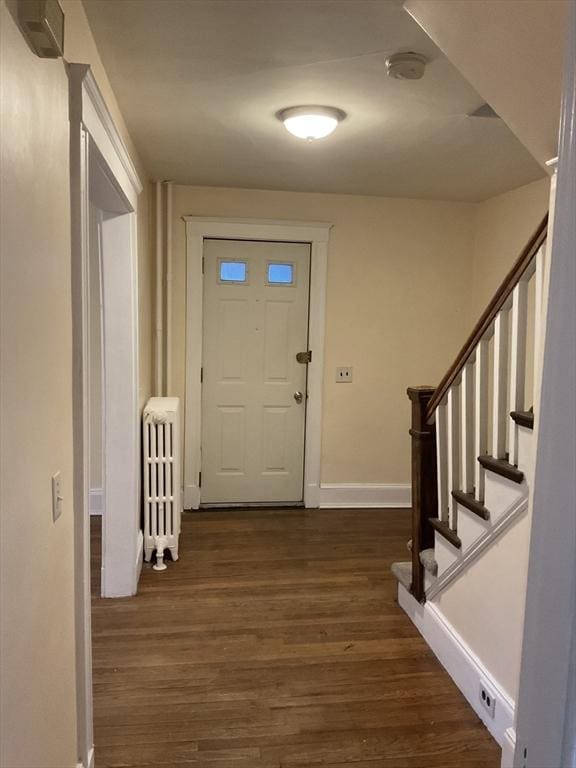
[83,0,545,202]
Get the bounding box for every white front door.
[201,239,311,504]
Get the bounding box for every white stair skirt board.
[500,727,516,768]
[318,483,411,508]
[398,584,514,746]
[427,494,528,600]
[89,488,103,515]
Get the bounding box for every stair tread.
[478,454,524,484]
[452,490,490,521]
[419,548,438,576]
[391,561,412,590]
[430,518,462,549]
[510,410,534,429]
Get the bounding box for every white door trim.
[69,64,142,768]
[184,217,331,509]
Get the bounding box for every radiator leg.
[153,536,168,571]
[169,544,179,562]
[144,546,153,562]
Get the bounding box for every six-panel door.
[201,239,311,504]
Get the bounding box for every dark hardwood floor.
[90,508,500,767]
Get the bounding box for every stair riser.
[424,570,436,591]
[456,501,491,552]
[517,424,535,477]
[434,532,461,577]
[484,471,527,522]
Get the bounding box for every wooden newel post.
[407,387,438,602]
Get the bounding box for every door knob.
[294,391,303,404]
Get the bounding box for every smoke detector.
[386,52,427,80]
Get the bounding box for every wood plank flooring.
[91,508,500,767]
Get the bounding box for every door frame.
[184,217,331,510]
[69,64,142,768]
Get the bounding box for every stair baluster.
[474,339,489,502]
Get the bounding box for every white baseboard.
[76,746,95,768]
[398,583,514,747]
[135,529,144,585]
[500,727,516,768]
[89,488,103,515]
[318,483,411,508]
[184,483,200,510]
[184,482,410,510]
[304,482,320,508]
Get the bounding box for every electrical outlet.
[52,471,63,522]
[479,681,497,718]
[336,366,353,383]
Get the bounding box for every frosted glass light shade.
[278,106,345,141]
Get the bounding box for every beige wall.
[470,177,550,322]
[170,185,477,485]
[0,1,151,765]
[1,6,76,765]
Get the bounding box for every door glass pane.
[219,261,247,283]
[268,263,294,285]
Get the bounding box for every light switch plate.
[336,367,353,383]
[52,471,63,522]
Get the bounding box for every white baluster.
[460,361,475,493]
[533,244,545,405]
[447,386,460,530]
[492,310,509,459]
[474,339,489,501]
[435,402,449,522]
[508,280,528,465]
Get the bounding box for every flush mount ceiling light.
[277,106,346,141]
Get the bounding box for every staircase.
[393,215,548,603]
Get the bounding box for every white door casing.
[201,239,310,504]
[184,218,331,510]
[69,64,142,768]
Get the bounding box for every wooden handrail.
[426,214,548,420]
